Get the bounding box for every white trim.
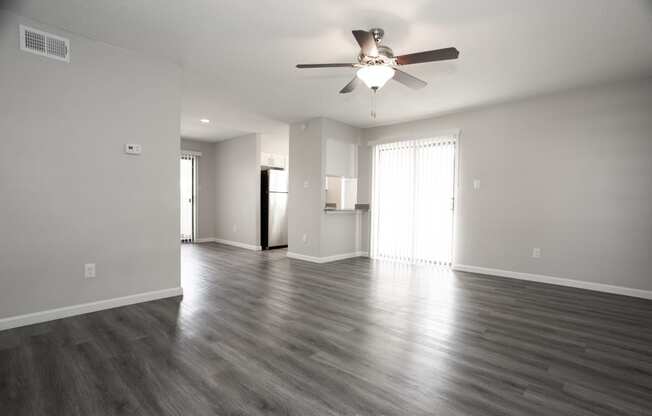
[214,238,262,251]
[193,156,198,242]
[193,237,216,243]
[181,150,202,157]
[451,133,461,265]
[366,129,461,147]
[0,287,183,331]
[191,237,262,251]
[287,251,368,263]
[452,264,652,300]
[324,210,361,215]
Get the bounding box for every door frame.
[181,151,200,243]
[368,129,461,264]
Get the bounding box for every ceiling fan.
[296,28,459,94]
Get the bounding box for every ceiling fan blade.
[339,77,360,94]
[296,63,356,68]
[352,30,378,56]
[392,69,427,89]
[395,47,459,65]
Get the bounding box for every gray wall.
[363,77,652,291]
[0,12,182,318]
[288,120,323,257]
[214,134,261,247]
[357,144,372,254]
[180,139,216,241]
[288,118,363,258]
[320,119,362,257]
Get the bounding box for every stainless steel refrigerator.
[261,169,288,249]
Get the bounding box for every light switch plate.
[124,144,142,155]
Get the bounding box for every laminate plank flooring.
[1,242,651,415]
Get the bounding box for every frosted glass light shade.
[356,65,395,89]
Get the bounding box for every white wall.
[363,77,652,292]
[214,134,261,247]
[260,129,289,157]
[180,139,216,241]
[0,12,182,319]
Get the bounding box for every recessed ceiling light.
[200,118,210,124]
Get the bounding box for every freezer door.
[268,169,288,193]
[268,192,288,247]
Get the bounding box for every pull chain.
[370,88,377,120]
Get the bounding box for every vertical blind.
[370,136,456,265]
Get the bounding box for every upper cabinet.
[261,131,289,170]
[325,139,357,178]
[261,152,286,169]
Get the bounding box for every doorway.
[180,154,196,243]
[370,136,457,265]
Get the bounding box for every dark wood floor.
[1,243,652,415]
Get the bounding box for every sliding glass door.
[370,136,456,265]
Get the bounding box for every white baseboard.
[453,264,652,300]
[0,287,183,331]
[194,237,262,251]
[214,238,262,251]
[287,251,368,263]
[194,237,216,243]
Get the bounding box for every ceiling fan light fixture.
[356,65,395,90]
[296,28,458,96]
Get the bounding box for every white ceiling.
[6,0,652,141]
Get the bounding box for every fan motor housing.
[370,28,384,42]
[359,45,395,65]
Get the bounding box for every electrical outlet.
[532,248,541,258]
[473,179,481,190]
[303,180,309,189]
[84,263,96,278]
[232,224,238,233]
[302,233,308,243]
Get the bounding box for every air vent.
[19,25,70,62]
